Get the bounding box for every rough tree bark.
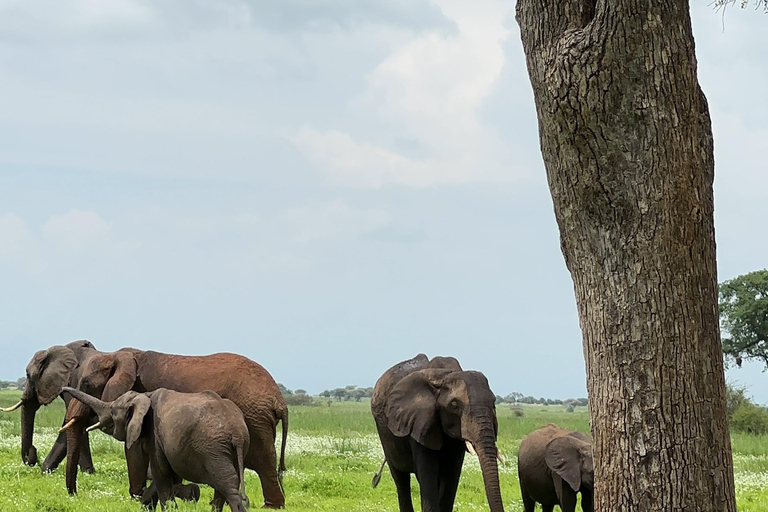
[516,1,736,511]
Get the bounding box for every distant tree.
[495,395,504,405]
[320,390,331,398]
[725,382,768,435]
[16,377,25,390]
[719,270,768,368]
[295,389,307,396]
[353,388,367,402]
[277,383,293,397]
[332,388,346,401]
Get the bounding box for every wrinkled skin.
[1,340,98,473]
[517,424,594,512]
[371,354,505,512]
[65,388,249,512]
[61,349,288,508]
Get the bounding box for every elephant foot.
[24,446,39,467]
[79,465,96,475]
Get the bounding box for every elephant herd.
[1,342,593,512]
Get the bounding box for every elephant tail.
[234,440,246,502]
[278,404,288,483]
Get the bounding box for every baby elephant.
[517,423,593,512]
[63,386,250,512]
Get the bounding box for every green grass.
[1,391,767,511]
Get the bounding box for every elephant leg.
[41,430,68,473]
[126,444,149,499]
[580,489,594,512]
[559,487,578,512]
[211,490,226,512]
[412,442,440,512]
[149,454,176,511]
[520,481,536,512]
[437,443,464,512]
[244,419,284,508]
[389,467,415,512]
[78,430,95,474]
[542,505,555,512]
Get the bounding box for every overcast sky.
[1,1,766,402]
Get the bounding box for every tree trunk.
[516,1,736,511]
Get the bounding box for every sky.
[0,1,766,402]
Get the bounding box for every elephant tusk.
[497,453,506,464]
[59,418,77,433]
[465,440,477,456]
[1,400,23,412]
[86,422,101,433]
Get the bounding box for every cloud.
[41,210,111,251]
[280,200,390,242]
[292,0,526,188]
[241,0,455,33]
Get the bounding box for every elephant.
[517,423,594,512]
[144,482,201,507]
[59,349,288,508]
[64,387,250,512]
[370,354,504,512]
[1,340,98,473]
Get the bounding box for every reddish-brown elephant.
[60,348,288,508]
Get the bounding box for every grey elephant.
[63,386,250,512]
[517,423,593,512]
[0,340,98,473]
[371,354,504,512]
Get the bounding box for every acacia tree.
[516,1,736,511]
[719,269,768,367]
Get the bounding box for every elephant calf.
[63,386,250,512]
[517,423,594,512]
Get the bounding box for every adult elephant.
[517,423,594,512]
[1,340,98,473]
[60,349,288,509]
[371,354,504,512]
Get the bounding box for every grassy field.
[1,390,767,511]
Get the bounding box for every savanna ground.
[1,391,767,511]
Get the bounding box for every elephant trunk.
[469,418,504,512]
[20,400,40,466]
[65,420,85,494]
[63,387,109,417]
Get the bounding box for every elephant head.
[385,368,504,512]
[62,387,150,449]
[1,341,94,466]
[545,434,594,494]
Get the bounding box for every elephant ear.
[26,346,77,405]
[125,394,151,450]
[385,369,451,451]
[545,436,589,492]
[101,352,138,402]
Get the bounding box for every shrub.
[726,382,768,435]
[511,407,524,417]
[730,403,768,435]
[565,404,575,413]
[284,393,316,406]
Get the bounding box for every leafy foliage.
[719,269,768,368]
[726,383,768,436]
